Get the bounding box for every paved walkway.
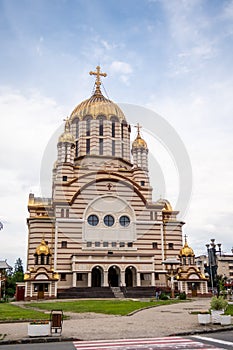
[0,298,232,344]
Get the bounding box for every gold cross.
[89,66,107,89]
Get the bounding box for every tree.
[5,258,24,298]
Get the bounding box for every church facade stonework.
[24,67,186,300]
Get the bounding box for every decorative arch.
[91,265,103,287]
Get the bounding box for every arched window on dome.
[83,116,92,136]
[110,116,118,138]
[75,118,79,138]
[97,115,106,136]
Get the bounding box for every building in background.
[24,66,188,300]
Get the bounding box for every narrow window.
[61,241,67,248]
[86,139,90,154]
[152,242,158,249]
[40,254,45,265]
[61,273,66,281]
[66,209,69,218]
[46,255,50,265]
[121,123,124,139]
[75,141,79,158]
[86,118,91,136]
[61,209,64,218]
[103,242,109,247]
[62,176,67,181]
[87,242,92,247]
[99,138,103,155]
[155,273,159,280]
[150,211,153,220]
[154,212,157,221]
[95,242,100,247]
[141,181,145,186]
[76,119,79,138]
[119,242,125,247]
[112,242,117,247]
[121,143,124,158]
[127,242,133,247]
[99,117,103,136]
[168,243,174,250]
[35,255,38,265]
[112,140,115,156]
[112,121,115,137]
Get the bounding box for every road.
[0,332,232,349]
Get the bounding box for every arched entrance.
[125,266,136,287]
[108,266,120,287]
[91,266,103,287]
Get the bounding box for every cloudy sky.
[0,0,233,267]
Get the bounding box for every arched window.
[34,254,38,265]
[99,117,103,136]
[86,117,91,136]
[40,254,45,265]
[112,140,115,156]
[46,255,50,265]
[76,119,79,138]
[110,116,118,138]
[75,140,79,158]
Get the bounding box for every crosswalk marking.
[194,335,233,347]
[73,336,223,349]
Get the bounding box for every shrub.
[210,296,228,310]
[179,292,186,300]
[159,293,169,300]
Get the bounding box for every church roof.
[179,236,195,257]
[58,118,75,144]
[132,124,148,149]
[70,66,126,122]
[35,239,51,256]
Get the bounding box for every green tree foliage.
[5,258,24,298]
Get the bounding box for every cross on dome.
[89,66,107,93]
[135,123,142,136]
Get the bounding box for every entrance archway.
[108,266,120,287]
[125,266,136,287]
[91,266,103,287]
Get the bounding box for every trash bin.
[50,310,63,335]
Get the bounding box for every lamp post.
[162,258,180,299]
[205,239,221,294]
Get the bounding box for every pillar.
[137,272,141,286]
[88,272,92,287]
[103,270,108,287]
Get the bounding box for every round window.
[104,215,115,227]
[87,214,99,226]
[119,215,130,227]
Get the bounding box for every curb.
[1,326,233,345]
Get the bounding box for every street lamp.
[205,238,221,294]
[162,258,180,298]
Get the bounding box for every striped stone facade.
[24,72,184,300]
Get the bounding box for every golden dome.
[35,239,51,256]
[70,91,125,122]
[58,118,75,144]
[132,123,148,149]
[179,236,194,257]
[70,65,125,122]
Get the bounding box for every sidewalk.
[0,298,232,344]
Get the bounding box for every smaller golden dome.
[132,123,148,149]
[179,236,194,257]
[35,239,51,256]
[58,118,75,144]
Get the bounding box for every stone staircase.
[111,287,125,298]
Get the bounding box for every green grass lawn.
[0,303,49,321]
[25,299,182,316]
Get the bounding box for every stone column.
[120,271,125,286]
[151,272,155,286]
[137,272,141,286]
[103,270,108,287]
[88,272,92,287]
[72,272,76,287]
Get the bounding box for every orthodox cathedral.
[24,66,208,300]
